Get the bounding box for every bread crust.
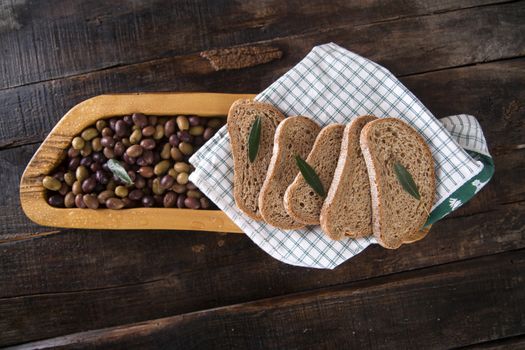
[227,99,285,220]
[360,118,435,249]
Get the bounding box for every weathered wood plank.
[1,201,523,346]
[0,2,523,148]
[10,250,525,350]
[0,0,508,90]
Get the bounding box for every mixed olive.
[43,114,224,209]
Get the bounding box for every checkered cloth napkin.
[189,43,494,269]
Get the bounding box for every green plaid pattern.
[189,43,493,269]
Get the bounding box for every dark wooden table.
[1,1,524,349]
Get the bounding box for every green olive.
[176,172,189,185]
[153,124,164,140]
[115,185,129,198]
[186,190,202,199]
[130,129,142,144]
[75,166,89,183]
[174,162,190,173]
[168,168,178,178]
[154,160,171,176]
[42,176,61,191]
[64,171,76,186]
[81,128,99,141]
[72,137,85,150]
[189,126,204,136]
[72,180,83,195]
[176,116,190,131]
[160,143,171,160]
[178,142,193,155]
[206,118,223,129]
[91,137,103,152]
[152,178,165,195]
[96,120,107,131]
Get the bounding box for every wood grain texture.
[19,93,252,232]
[1,201,523,346]
[0,1,523,149]
[0,0,507,90]
[10,250,525,349]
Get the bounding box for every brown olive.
[170,147,183,161]
[172,183,187,194]
[165,119,176,136]
[148,116,158,125]
[142,195,155,207]
[203,127,215,140]
[176,172,189,185]
[59,183,69,196]
[177,130,193,143]
[128,189,144,201]
[142,125,155,137]
[103,147,115,159]
[42,176,61,191]
[200,197,211,209]
[95,170,109,185]
[178,142,193,155]
[186,190,201,199]
[134,176,146,189]
[206,118,223,129]
[72,180,83,195]
[106,180,117,191]
[140,138,156,150]
[97,190,115,204]
[168,168,178,178]
[68,147,80,158]
[101,127,113,137]
[83,194,99,209]
[115,185,129,198]
[101,136,115,148]
[81,128,98,141]
[81,178,97,193]
[121,197,134,208]
[64,192,76,208]
[75,194,87,208]
[184,196,200,209]
[68,157,80,170]
[115,120,129,137]
[153,124,164,140]
[122,137,131,147]
[96,120,107,131]
[186,182,197,190]
[188,116,201,126]
[106,197,125,210]
[176,194,186,208]
[126,144,143,158]
[132,113,148,128]
[91,137,103,152]
[159,175,175,189]
[138,166,154,178]
[176,116,190,131]
[163,191,177,208]
[123,115,133,125]
[154,160,171,176]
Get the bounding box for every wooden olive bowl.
[20,93,256,233]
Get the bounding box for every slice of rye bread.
[259,116,321,229]
[227,99,285,220]
[320,115,377,240]
[360,118,435,249]
[284,124,345,225]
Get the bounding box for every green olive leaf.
[295,155,325,198]
[248,116,261,163]
[394,162,420,200]
[107,159,134,186]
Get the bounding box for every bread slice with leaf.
[320,115,377,239]
[360,118,435,249]
[227,99,285,220]
[284,124,345,225]
[259,116,321,229]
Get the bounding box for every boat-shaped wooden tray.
[20,93,256,233]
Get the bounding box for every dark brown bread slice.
[259,116,321,229]
[320,116,377,240]
[284,124,345,225]
[227,99,285,220]
[360,118,435,249]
